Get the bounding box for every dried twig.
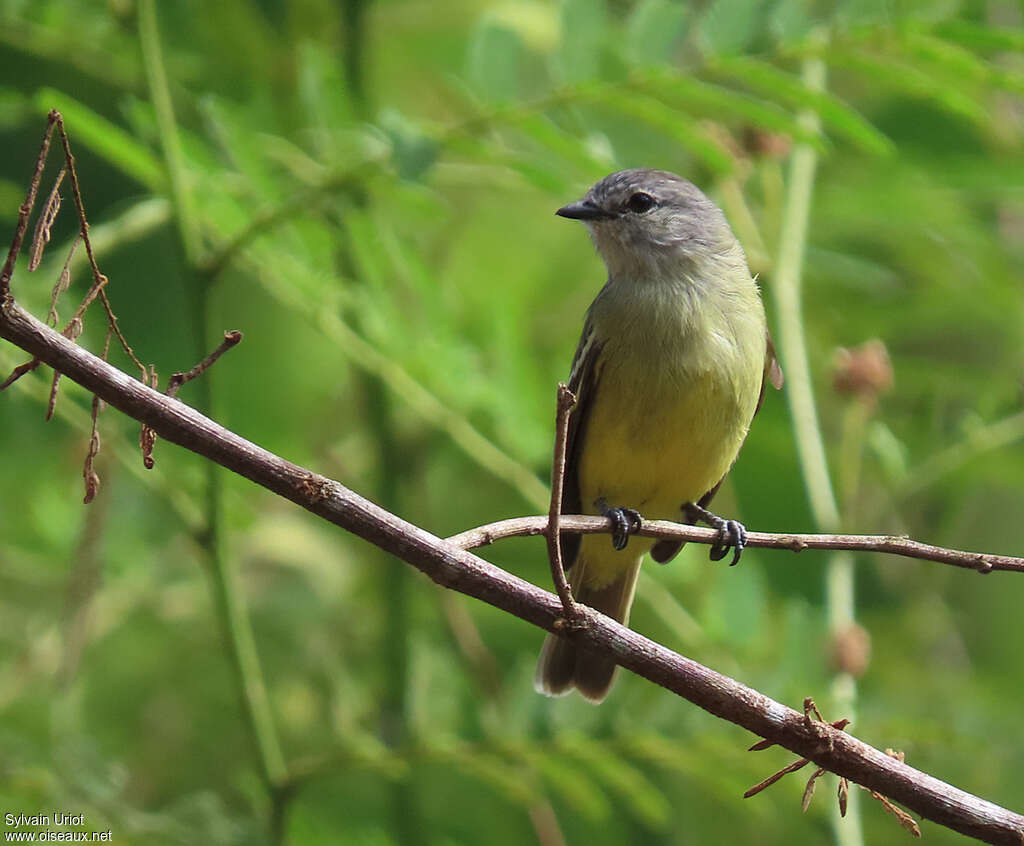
[140,366,159,470]
[48,235,79,326]
[29,166,65,272]
[166,330,243,398]
[82,327,112,504]
[744,755,814,798]
[446,515,1024,575]
[2,111,148,398]
[138,331,243,470]
[802,766,827,812]
[870,789,922,837]
[545,382,579,618]
[746,698,850,799]
[53,114,147,382]
[746,699,921,838]
[0,110,58,299]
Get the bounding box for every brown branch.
[545,382,578,617]
[1,299,1023,844]
[445,515,1024,575]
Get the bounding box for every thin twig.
[82,327,111,504]
[140,366,159,469]
[48,235,79,326]
[745,756,814,798]
[546,383,579,617]
[166,330,243,398]
[28,166,65,272]
[0,109,58,299]
[3,113,153,394]
[2,300,1024,845]
[54,114,148,381]
[446,515,1024,575]
[1,358,42,390]
[136,331,243,470]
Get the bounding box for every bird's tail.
[534,554,642,703]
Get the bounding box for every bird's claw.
[684,503,747,566]
[709,519,746,566]
[597,501,643,551]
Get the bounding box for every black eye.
[626,192,656,214]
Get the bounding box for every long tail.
[533,555,642,704]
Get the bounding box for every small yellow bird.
[535,169,782,703]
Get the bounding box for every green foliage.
[0,0,1022,845]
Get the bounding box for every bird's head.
[556,169,737,280]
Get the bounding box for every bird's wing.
[559,318,605,569]
[650,330,783,564]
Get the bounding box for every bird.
[535,169,782,703]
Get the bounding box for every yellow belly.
[575,351,759,587]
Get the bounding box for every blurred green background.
[1,0,1022,844]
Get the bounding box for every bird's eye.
[626,192,657,214]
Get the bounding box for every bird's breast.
[578,277,764,520]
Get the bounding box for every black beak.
[555,200,614,221]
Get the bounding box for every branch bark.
[2,297,1023,845]
[447,517,1024,574]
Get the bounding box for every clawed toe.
[709,519,746,566]
[598,501,643,551]
[683,503,747,566]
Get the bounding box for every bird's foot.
[683,503,746,566]
[596,499,643,551]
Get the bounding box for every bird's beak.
[555,200,613,221]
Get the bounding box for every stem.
[137,0,199,265]
[138,0,287,807]
[769,28,862,846]
[771,44,839,533]
[333,3,421,839]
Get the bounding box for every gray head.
[556,169,738,278]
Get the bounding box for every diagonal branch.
[1,298,1023,845]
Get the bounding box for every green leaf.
[624,0,689,67]
[868,420,909,485]
[32,88,166,191]
[557,0,609,84]
[700,0,765,55]
[932,20,1024,53]
[557,737,672,828]
[708,56,895,155]
[0,86,29,130]
[378,109,438,181]
[511,112,613,177]
[468,20,524,103]
[768,0,813,44]
[521,746,611,823]
[428,744,538,806]
[620,734,698,774]
[592,87,735,174]
[637,69,827,149]
[706,560,765,647]
[895,30,1024,97]
[829,45,992,128]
